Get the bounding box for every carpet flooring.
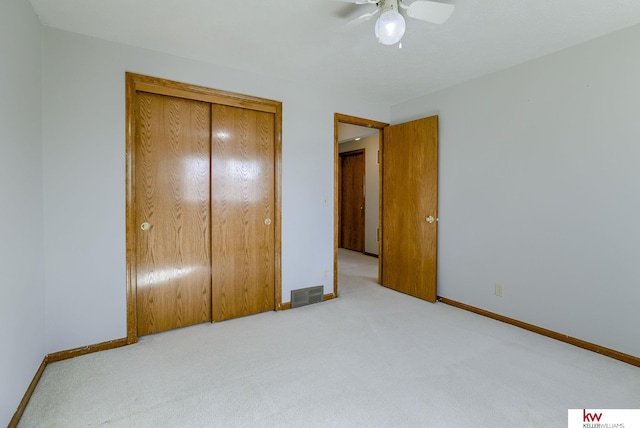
[19,249,640,427]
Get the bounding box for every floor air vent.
[291,286,324,308]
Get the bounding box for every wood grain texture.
[8,357,47,428]
[322,293,336,302]
[334,114,388,297]
[128,73,278,114]
[439,298,640,367]
[377,132,383,284]
[334,113,388,129]
[382,116,439,302]
[127,73,283,334]
[273,103,283,310]
[211,104,276,321]
[339,150,365,252]
[125,73,139,344]
[135,93,212,335]
[46,338,129,363]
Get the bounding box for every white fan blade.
[405,1,454,24]
[335,0,376,4]
[342,8,380,29]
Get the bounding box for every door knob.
[140,222,151,231]
[264,218,272,225]
[425,216,435,224]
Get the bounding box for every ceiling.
[29,0,640,105]
[338,123,379,143]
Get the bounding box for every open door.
[381,116,439,302]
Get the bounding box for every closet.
[125,73,282,339]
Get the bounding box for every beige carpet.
[19,249,640,427]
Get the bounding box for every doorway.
[334,114,387,297]
[334,113,440,303]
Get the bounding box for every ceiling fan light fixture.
[374,10,406,45]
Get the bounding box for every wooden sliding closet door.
[135,93,212,335]
[211,105,275,321]
[127,73,282,340]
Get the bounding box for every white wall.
[392,24,640,358]
[339,134,380,255]
[0,0,44,425]
[41,27,389,354]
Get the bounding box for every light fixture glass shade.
[374,10,406,45]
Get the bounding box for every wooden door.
[382,116,438,302]
[135,92,212,335]
[211,104,276,321]
[339,150,365,252]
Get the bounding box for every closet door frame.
[125,72,283,344]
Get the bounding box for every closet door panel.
[135,92,212,335]
[211,104,275,321]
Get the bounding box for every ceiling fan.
[338,0,455,46]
